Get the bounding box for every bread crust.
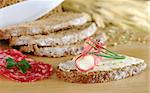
[19,44,83,58]
[9,23,97,47]
[56,62,147,83]
[18,31,104,57]
[0,12,91,40]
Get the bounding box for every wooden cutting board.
[0,42,149,93]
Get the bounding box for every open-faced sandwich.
[56,38,147,83]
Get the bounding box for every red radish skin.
[93,55,102,65]
[82,37,94,54]
[82,38,105,54]
[74,37,104,72]
[82,45,92,54]
[75,55,95,72]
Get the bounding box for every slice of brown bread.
[19,44,83,58]
[9,22,97,47]
[18,31,103,57]
[56,56,147,83]
[0,12,91,40]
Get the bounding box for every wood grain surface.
[0,42,149,93]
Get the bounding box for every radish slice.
[93,55,102,65]
[75,55,95,72]
[82,37,93,54]
[82,45,92,54]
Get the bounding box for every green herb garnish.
[85,39,125,59]
[6,58,16,69]
[6,58,31,74]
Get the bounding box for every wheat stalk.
[63,0,149,33]
[63,0,149,46]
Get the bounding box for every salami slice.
[0,61,53,82]
[4,49,27,62]
[0,49,53,82]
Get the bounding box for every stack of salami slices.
[0,49,53,82]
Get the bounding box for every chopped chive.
[86,42,115,56]
[88,52,125,59]
[85,39,125,60]
[90,39,119,56]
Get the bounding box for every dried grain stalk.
[63,0,149,32]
